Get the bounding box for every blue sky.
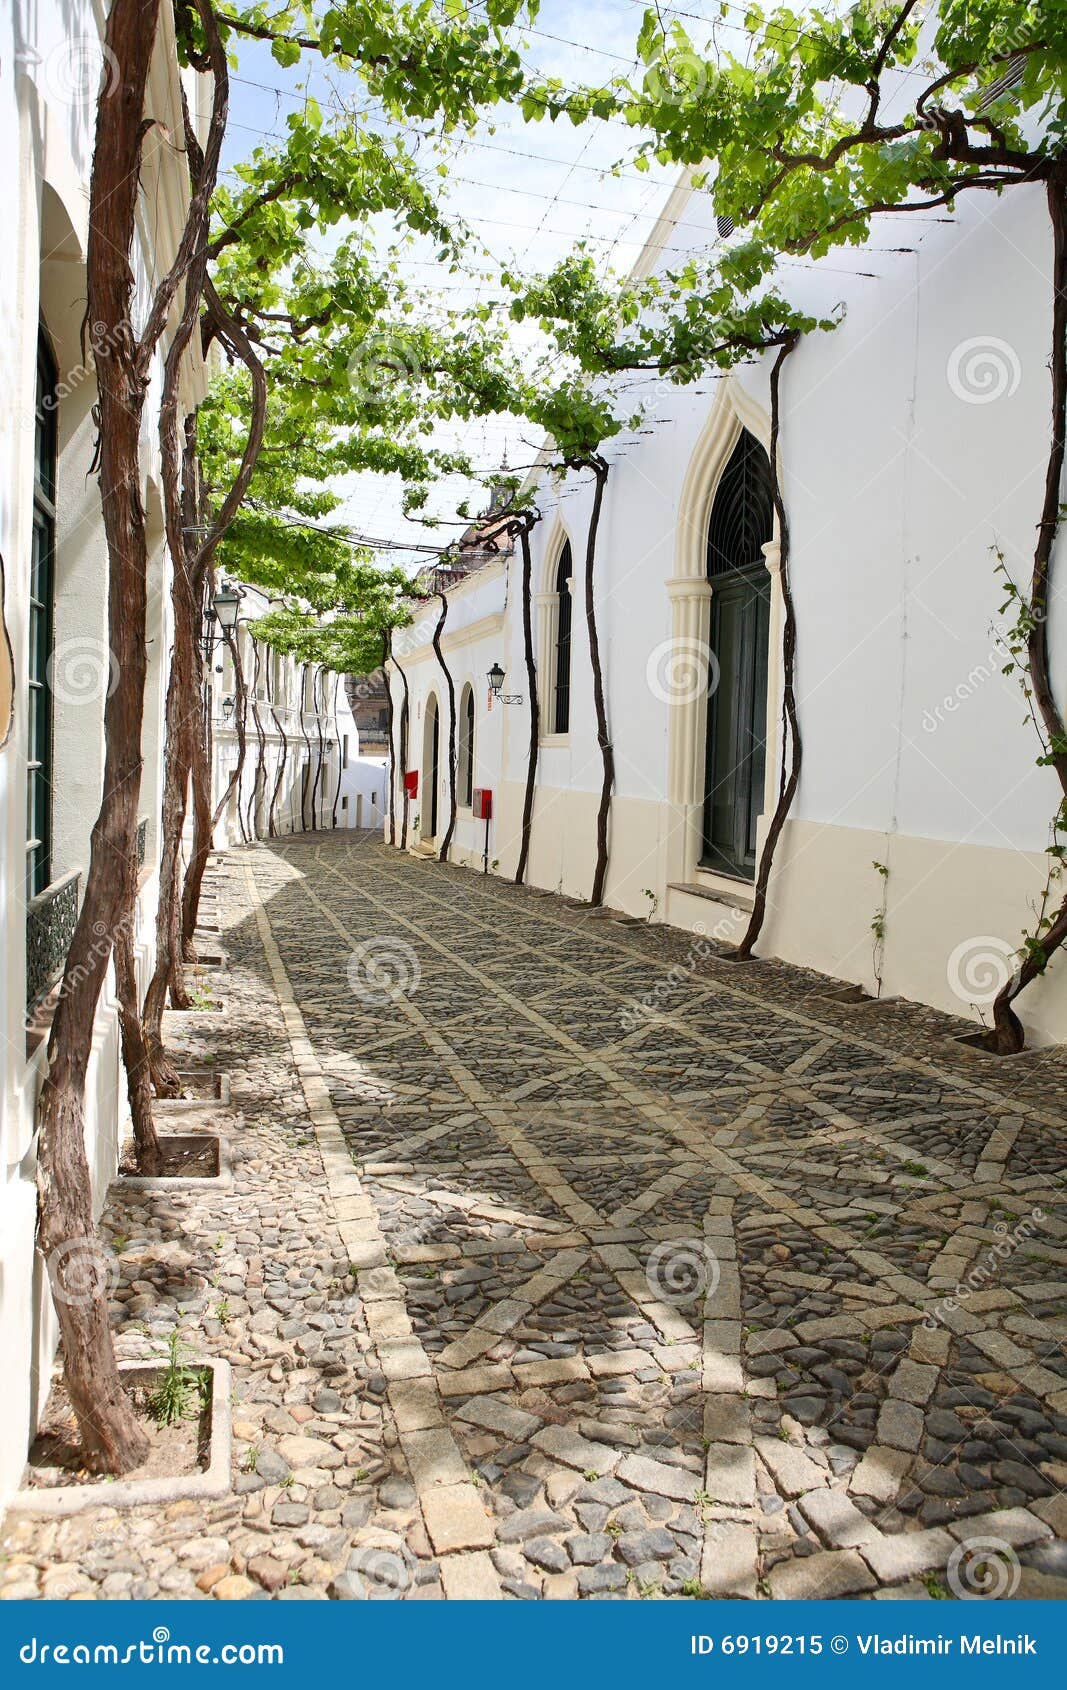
[220,2,733,557]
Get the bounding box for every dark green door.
[700,429,774,880]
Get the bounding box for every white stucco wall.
[392,168,1067,1047]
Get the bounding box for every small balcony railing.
[26,870,81,1013]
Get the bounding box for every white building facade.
[207,589,354,849]
[390,169,1067,1049]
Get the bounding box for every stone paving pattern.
[2,834,1065,1600]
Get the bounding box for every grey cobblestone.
[4,837,1063,1603]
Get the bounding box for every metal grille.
[28,331,57,898]
[980,53,1027,109]
[137,816,148,869]
[26,870,80,1012]
[553,542,572,734]
[716,214,735,238]
[707,430,775,577]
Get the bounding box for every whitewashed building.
[389,167,1067,1049]
[0,4,210,1504]
[207,585,352,847]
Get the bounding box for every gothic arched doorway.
[701,429,775,878]
[421,694,440,840]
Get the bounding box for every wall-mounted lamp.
[221,695,235,722]
[486,661,523,706]
[200,579,244,658]
[212,581,243,630]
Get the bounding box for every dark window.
[428,701,439,835]
[701,430,774,880]
[28,331,57,897]
[553,542,572,734]
[460,685,475,806]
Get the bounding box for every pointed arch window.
[701,429,774,879]
[552,541,572,734]
[458,682,475,807]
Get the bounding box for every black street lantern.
[212,580,243,630]
[221,695,235,722]
[486,661,522,706]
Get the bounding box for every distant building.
[346,668,390,754]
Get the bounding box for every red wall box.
[404,770,418,798]
[472,788,492,820]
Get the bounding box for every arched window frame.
[457,681,475,808]
[537,528,574,744]
[663,383,783,904]
[701,428,775,878]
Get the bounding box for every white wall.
[392,170,1067,1046]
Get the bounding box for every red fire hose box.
[404,770,418,799]
[472,787,492,820]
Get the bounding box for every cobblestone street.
[4,834,1066,1601]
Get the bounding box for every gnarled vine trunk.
[211,625,249,843]
[577,457,613,906]
[298,664,314,831]
[383,633,396,844]
[991,177,1067,1052]
[432,588,458,862]
[182,659,212,955]
[246,638,267,839]
[512,514,541,885]
[311,666,327,829]
[267,650,288,838]
[331,674,343,828]
[36,0,202,1472]
[114,917,162,1176]
[178,279,267,942]
[397,656,411,851]
[736,334,801,960]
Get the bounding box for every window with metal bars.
[701,429,774,879]
[28,331,57,897]
[553,542,572,734]
[458,682,475,806]
[707,429,775,578]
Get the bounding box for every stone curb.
[118,1132,234,1193]
[6,1358,232,1519]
